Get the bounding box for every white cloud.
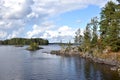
[47,26,76,43]
[0,0,32,39]
[7,27,24,39]
[0,0,113,42]
[26,21,55,38]
[58,26,75,37]
[0,19,25,40]
[27,23,76,42]
[0,31,7,39]
[30,0,109,19]
[0,19,25,30]
[0,0,33,19]
[41,26,75,39]
[27,24,42,38]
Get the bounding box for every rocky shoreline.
[51,46,120,71]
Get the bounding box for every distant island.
[0,38,49,45]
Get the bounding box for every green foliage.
[74,28,83,44]
[100,1,120,52]
[82,24,92,52]
[28,42,41,51]
[0,38,49,45]
[79,1,120,53]
[78,46,82,52]
[60,41,72,51]
[90,17,99,47]
[67,40,72,49]
[117,0,120,3]
[60,43,66,49]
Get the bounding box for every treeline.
[0,38,49,45]
[75,0,120,53]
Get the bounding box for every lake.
[0,45,119,80]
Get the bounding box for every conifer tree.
[90,17,99,47]
[74,28,83,44]
[117,0,120,3]
[83,24,91,52]
[100,1,120,51]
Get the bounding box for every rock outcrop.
[50,46,120,70]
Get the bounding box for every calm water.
[0,45,119,80]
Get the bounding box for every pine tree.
[83,24,91,52]
[90,17,99,47]
[117,0,120,3]
[100,1,120,52]
[74,28,83,44]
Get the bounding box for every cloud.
[30,0,108,19]
[42,26,75,39]
[26,21,55,38]
[27,22,76,42]
[0,0,33,19]
[7,27,24,39]
[0,19,25,29]
[0,0,33,39]
[44,26,76,43]
[0,0,112,42]
[0,19,25,39]
[0,31,7,39]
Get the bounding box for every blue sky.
[0,0,115,43]
[54,5,101,28]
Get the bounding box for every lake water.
[0,45,119,80]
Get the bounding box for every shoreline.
[50,46,120,71]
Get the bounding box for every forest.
[0,38,49,45]
[74,0,120,53]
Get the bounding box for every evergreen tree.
[117,0,120,3]
[90,17,99,47]
[83,24,91,52]
[100,1,120,51]
[74,28,83,44]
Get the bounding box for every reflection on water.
[0,45,119,80]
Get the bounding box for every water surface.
[0,45,119,80]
